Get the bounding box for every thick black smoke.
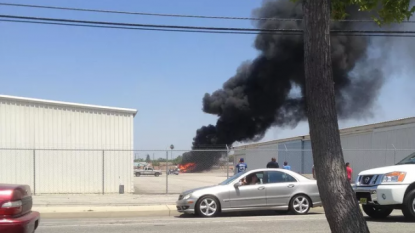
[187,0,388,171]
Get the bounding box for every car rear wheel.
[362,205,393,219]
[289,195,311,215]
[135,172,141,177]
[155,173,160,177]
[196,196,220,217]
[402,189,415,221]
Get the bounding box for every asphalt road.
[37,211,414,233]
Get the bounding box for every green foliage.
[293,0,415,25]
[145,154,151,163]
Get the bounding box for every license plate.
[360,198,367,204]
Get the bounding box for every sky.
[1,0,414,154]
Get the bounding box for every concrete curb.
[34,205,180,219]
[34,205,330,219]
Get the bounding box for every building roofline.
[0,95,138,116]
[234,116,415,149]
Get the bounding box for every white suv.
[353,152,415,221]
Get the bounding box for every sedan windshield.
[219,171,247,185]
[396,152,415,165]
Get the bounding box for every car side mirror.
[234,182,241,188]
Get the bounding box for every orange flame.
[178,163,196,173]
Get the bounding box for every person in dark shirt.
[266,158,279,168]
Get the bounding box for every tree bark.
[302,1,370,233]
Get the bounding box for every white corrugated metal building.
[234,117,415,181]
[0,95,137,194]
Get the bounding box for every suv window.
[266,171,297,183]
[396,152,415,165]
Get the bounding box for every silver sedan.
[176,168,322,217]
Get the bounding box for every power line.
[0,14,289,32]
[3,19,415,38]
[1,2,415,23]
[2,14,415,35]
[0,19,283,35]
[0,2,282,21]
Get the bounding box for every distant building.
[234,117,415,181]
[0,95,137,194]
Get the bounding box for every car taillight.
[0,200,23,216]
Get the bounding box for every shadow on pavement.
[364,216,414,223]
[176,210,324,218]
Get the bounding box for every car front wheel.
[402,189,415,221]
[135,172,141,177]
[155,173,160,177]
[196,196,220,217]
[289,195,311,215]
[362,205,393,219]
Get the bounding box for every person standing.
[283,161,291,170]
[346,162,353,183]
[235,158,248,174]
[266,158,279,168]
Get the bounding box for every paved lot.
[134,171,230,194]
[37,210,414,233]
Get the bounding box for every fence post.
[226,145,230,179]
[392,144,397,164]
[301,140,305,174]
[166,150,169,194]
[33,149,36,196]
[102,150,105,195]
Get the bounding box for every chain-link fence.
[133,150,231,194]
[1,148,414,195]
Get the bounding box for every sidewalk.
[33,194,178,206]
[32,194,179,218]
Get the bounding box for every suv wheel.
[362,205,393,219]
[402,189,415,221]
[135,172,141,177]
[196,196,220,217]
[289,195,311,215]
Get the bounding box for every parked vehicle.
[134,166,162,177]
[0,184,40,233]
[168,168,180,175]
[176,168,322,217]
[353,152,415,221]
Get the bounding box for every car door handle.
[258,186,265,190]
[287,184,295,188]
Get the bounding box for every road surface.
[37,211,414,233]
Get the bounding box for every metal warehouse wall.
[341,123,415,181]
[234,120,415,181]
[0,97,135,194]
[234,144,278,173]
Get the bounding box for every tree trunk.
[302,1,370,233]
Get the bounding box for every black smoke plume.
[187,0,388,171]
